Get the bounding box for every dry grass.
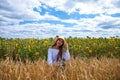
[0,57,120,80]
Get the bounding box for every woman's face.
[56,38,64,47]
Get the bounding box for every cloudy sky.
[0,0,120,38]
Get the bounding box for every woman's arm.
[62,44,70,60]
[64,49,70,60]
[47,48,53,64]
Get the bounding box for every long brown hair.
[52,38,64,61]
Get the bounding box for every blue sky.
[0,0,120,38]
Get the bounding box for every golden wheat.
[0,57,120,80]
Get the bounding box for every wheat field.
[0,57,120,80]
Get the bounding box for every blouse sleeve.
[62,49,70,61]
[47,48,53,64]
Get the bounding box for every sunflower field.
[0,36,120,61]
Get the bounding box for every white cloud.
[0,0,120,38]
[0,0,41,25]
[1,0,120,25]
[60,13,120,35]
[0,17,119,38]
[40,12,60,20]
[0,23,66,38]
[40,0,120,14]
[0,0,61,25]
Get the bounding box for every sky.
[0,0,120,39]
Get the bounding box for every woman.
[47,37,70,65]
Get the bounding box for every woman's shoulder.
[48,46,59,51]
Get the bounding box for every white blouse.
[47,48,70,64]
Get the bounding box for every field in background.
[0,36,120,61]
[0,57,120,80]
[0,36,120,80]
